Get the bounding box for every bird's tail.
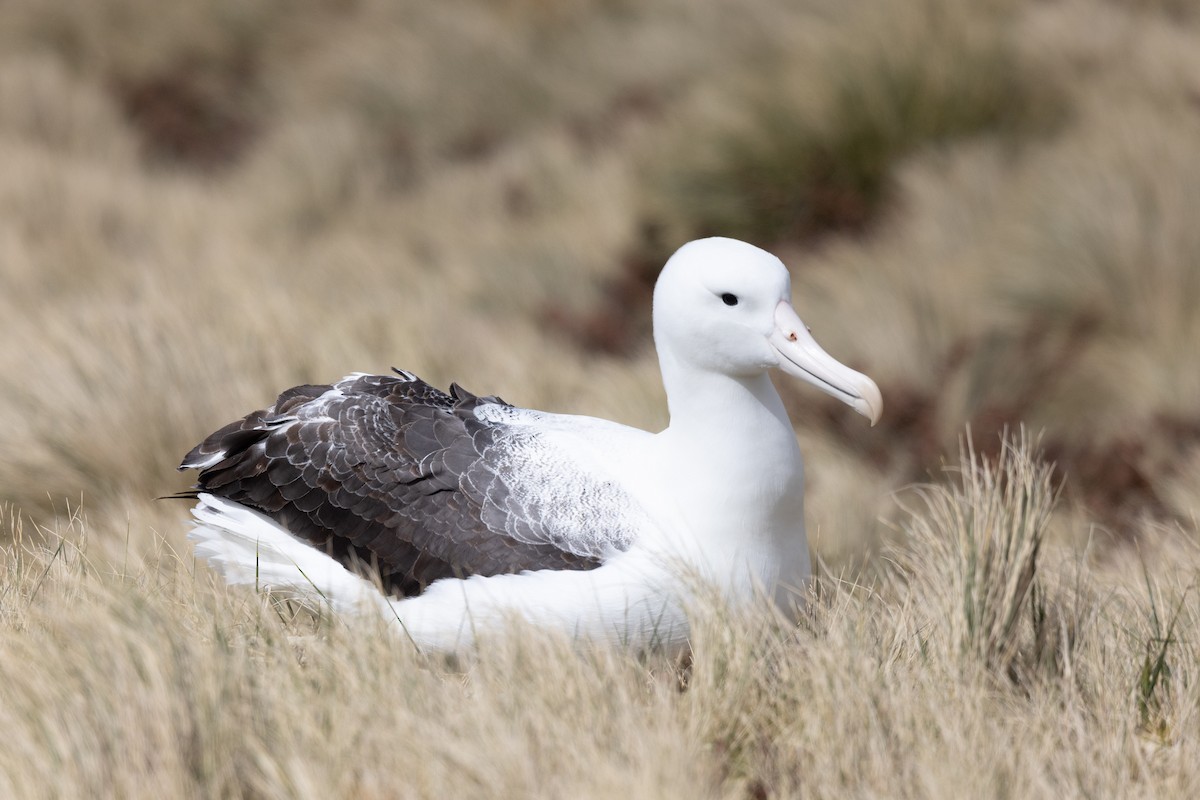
[189,493,387,617]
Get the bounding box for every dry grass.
[1,0,1199,796]
[2,441,1197,798]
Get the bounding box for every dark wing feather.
[180,371,623,597]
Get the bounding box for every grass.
[891,430,1059,674]
[2,441,1198,797]
[1135,557,1192,739]
[0,0,1198,796]
[640,0,1064,248]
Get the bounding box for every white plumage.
[183,237,882,652]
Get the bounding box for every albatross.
[180,237,881,651]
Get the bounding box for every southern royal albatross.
[180,237,881,651]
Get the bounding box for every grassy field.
[1,0,1198,796]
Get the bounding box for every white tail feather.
[188,495,685,653]
[189,494,386,616]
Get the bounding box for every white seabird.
[180,237,882,652]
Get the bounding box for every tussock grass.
[636,0,1063,250]
[3,440,1199,797]
[1,0,1199,795]
[891,431,1058,675]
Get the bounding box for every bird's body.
[181,238,881,652]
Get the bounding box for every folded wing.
[180,371,643,597]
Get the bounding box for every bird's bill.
[768,300,882,426]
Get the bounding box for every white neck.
[649,350,811,603]
[656,344,798,462]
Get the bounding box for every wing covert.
[180,371,645,596]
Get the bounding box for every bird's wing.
[179,371,648,596]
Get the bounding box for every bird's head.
[652,237,881,425]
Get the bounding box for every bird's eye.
[720,293,739,307]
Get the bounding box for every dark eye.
[721,293,739,307]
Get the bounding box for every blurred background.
[1,0,1198,570]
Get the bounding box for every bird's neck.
[655,353,804,512]
[653,354,810,604]
[659,354,794,448]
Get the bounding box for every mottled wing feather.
[181,371,640,597]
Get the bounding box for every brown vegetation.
[0,0,1198,796]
